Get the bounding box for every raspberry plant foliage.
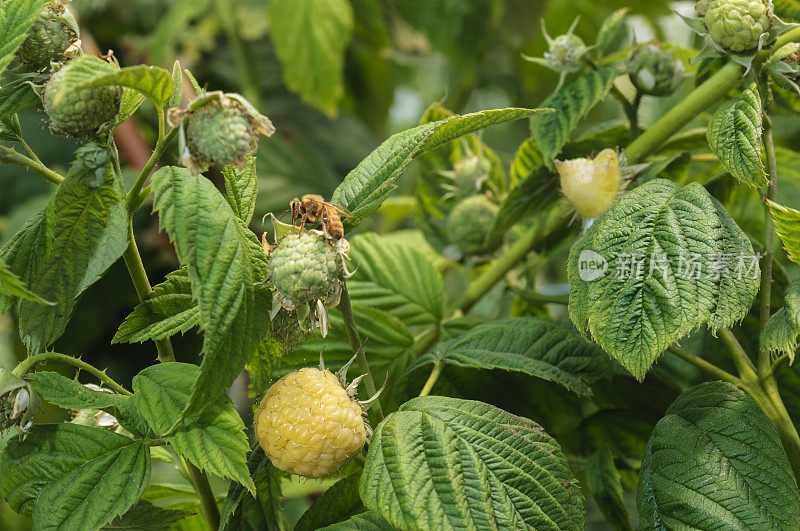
[2,1,800,530]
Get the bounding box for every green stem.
[454,206,567,312]
[625,63,743,163]
[419,361,443,397]
[214,0,260,108]
[125,114,178,214]
[516,290,569,305]
[626,92,642,139]
[338,283,384,421]
[12,352,132,395]
[0,144,64,185]
[718,328,758,384]
[121,221,176,363]
[187,461,220,530]
[760,111,778,377]
[18,138,42,165]
[666,344,742,387]
[752,378,800,484]
[413,325,441,357]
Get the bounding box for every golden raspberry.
[254,367,367,478]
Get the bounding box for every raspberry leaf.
[489,166,560,241]
[361,396,584,529]
[321,512,393,530]
[0,0,51,77]
[767,198,800,265]
[219,447,284,531]
[267,0,353,116]
[587,447,633,531]
[0,423,150,529]
[637,382,800,528]
[151,166,270,418]
[760,278,800,363]
[707,83,768,188]
[531,68,618,168]
[404,318,620,397]
[112,267,200,344]
[0,207,50,314]
[0,256,52,307]
[0,80,40,122]
[17,164,128,354]
[222,153,258,224]
[295,474,362,531]
[332,107,549,232]
[101,500,193,530]
[568,179,760,380]
[68,62,174,108]
[132,362,256,495]
[346,232,444,328]
[27,370,148,436]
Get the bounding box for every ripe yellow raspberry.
[254,367,367,478]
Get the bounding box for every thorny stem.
[121,221,176,363]
[338,284,384,421]
[126,112,179,214]
[666,344,742,387]
[419,361,443,397]
[12,352,132,396]
[0,144,64,185]
[760,108,778,377]
[187,460,221,529]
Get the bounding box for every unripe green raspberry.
[254,367,367,478]
[446,195,500,255]
[452,155,490,196]
[545,33,587,72]
[269,232,341,310]
[184,99,256,170]
[17,2,79,71]
[696,0,710,16]
[705,0,772,52]
[44,56,121,138]
[626,43,684,96]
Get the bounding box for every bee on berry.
[290,194,352,240]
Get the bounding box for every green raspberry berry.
[545,33,587,72]
[626,43,684,96]
[44,56,121,138]
[16,2,79,72]
[446,195,500,255]
[452,155,490,196]
[705,0,772,52]
[696,0,710,16]
[269,232,341,310]
[184,99,256,170]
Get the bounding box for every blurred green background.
[4,0,800,528]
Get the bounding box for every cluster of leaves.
[2,1,800,530]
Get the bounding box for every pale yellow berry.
[254,367,367,478]
[556,148,622,218]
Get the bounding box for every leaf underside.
[707,83,768,188]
